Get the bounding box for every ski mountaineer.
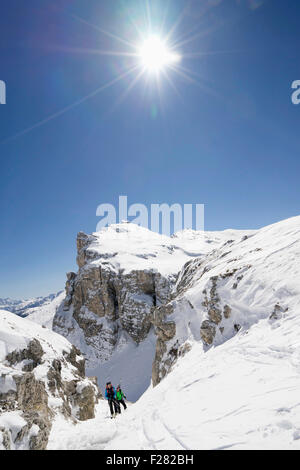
[116,385,127,410]
[105,382,121,418]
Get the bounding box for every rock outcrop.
[0,311,102,450]
[53,223,252,393]
[150,217,300,386]
[55,219,299,394]
[53,224,203,367]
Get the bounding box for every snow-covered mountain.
[53,222,252,400]
[0,292,63,322]
[47,215,300,450]
[151,215,300,386]
[2,215,300,449]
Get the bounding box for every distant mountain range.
[0,292,64,318]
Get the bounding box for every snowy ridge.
[0,292,63,321]
[168,215,300,349]
[24,291,65,328]
[85,222,255,276]
[0,310,72,364]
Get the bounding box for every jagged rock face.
[151,303,177,386]
[70,266,157,344]
[53,223,258,389]
[53,228,177,366]
[150,217,300,387]
[150,255,251,385]
[0,311,102,450]
[54,220,300,393]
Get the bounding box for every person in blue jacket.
[105,382,121,418]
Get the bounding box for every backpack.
[106,386,115,399]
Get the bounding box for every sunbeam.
[71,13,137,50]
[47,45,139,58]
[108,67,147,116]
[1,1,229,143]
[159,0,172,37]
[1,65,140,144]
[162,69,183,102]
[164,1,192,44]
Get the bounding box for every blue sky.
[0,0,300,298]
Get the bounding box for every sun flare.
[138,35,181,73]
[12,4,211,140]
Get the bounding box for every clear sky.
[0,0,300,299]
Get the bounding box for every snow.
[85,222,254,276]
[149,214,300,372]
[47,404,118,450]
[46,216,300,450]
[0,411,43,450]
[76,379,94,394]
[25,291,65,328]
[48,308,300,450]
[0,412,27,448]
[87,329,157,402]
[0,309,78,409]
[0,374,16,393]
[2,216,300,449]
[0,310,72,362]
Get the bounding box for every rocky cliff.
[151,216,300,385]
[53,222,251,397]
[0,311,102,450]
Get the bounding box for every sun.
[138,35,181,73]
[11,4,210,140]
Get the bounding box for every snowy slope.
[0,309,72,365]
[85,222,255,276]
[151,215,300,385]
[121,313,300,450]
[47,216,300,450]
[24,291,65,328]
[48,309,300,450]
[86,329,157,402]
